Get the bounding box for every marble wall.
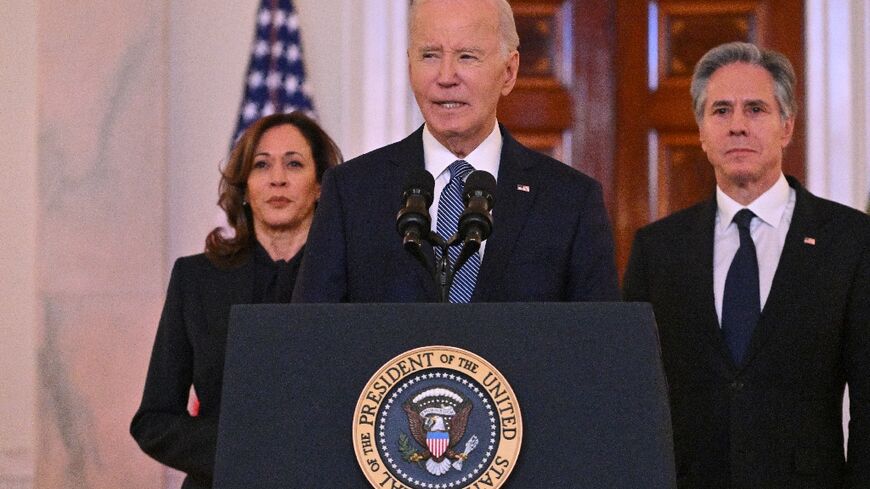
[0,3,38,489]
[32,2,169,488]
[1,1,412,488]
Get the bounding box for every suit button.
[730,381,744,391]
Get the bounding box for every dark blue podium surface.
[214,303,675,488]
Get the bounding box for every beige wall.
[0,1,411,488]
[0,3,38,488]
[32,2,169,488]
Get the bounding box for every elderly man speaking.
[293,0,619,303]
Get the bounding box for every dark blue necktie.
[721,209,760,365]
[435,160,480,303]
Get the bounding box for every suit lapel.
[740,179,829,368]
[203,256,256,330]
[473,129,536,301]
[387,125,426,171]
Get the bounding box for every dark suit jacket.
[293,125,619,302]
[130,254,258,489]
[624,176,870,488]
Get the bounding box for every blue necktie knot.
[733,208,756,230]
[447,160,474,184]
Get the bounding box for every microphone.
[459,170,496,247]
[396,168,435,252]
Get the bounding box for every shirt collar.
[716,173,790,231]
[422,122,502,180]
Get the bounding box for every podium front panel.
[214,303,675,488]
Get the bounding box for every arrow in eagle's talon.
[451,435,480,471]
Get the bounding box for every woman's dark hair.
[205,111,342,267]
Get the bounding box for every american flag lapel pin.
[516,184,530,192]
[803,237,816,245]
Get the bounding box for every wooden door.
[499,0,805,279]
[613,0,806,276]
[499,0,573,160]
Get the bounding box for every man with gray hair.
[294,0,618,303]
[625,42,869,487]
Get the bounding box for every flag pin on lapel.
[516,184,530,192]
[803,237,816,245]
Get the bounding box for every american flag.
[232,0,316,145]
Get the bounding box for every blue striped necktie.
[435,160,480,303]
[721,208,760,365]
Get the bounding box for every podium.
[213,303,675,488]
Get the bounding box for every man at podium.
[292,0,619,303]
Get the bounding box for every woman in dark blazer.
[130,112,341,489]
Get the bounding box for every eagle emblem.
[354,347,522,489]
[401,387,479,476]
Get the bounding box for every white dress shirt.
[422,122,502,256]
[713,173,796,325]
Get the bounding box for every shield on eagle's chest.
[426,431,449,458]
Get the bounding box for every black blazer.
[293,125,619,302]
[130,254,257,489]
[624,177,870,488]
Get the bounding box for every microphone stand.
[429,232,479,303]
[404,231,453,303]
[402,228,455,302]
[428,232,451,303]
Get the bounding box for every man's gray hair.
[690,42,797,123]
[409,0,520,56]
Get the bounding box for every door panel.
[499,0,805,279]
[499,0,573,160]
[614,0,805,276]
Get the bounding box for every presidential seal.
[353,346,522,489]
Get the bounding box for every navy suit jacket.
[624,177,870,488]
[131,254,257,489]
[293,125,619,302]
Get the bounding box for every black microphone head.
[397,167,434,242]
[462,170,497,208]
[402,168,435,207]
[459,170,496,243]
